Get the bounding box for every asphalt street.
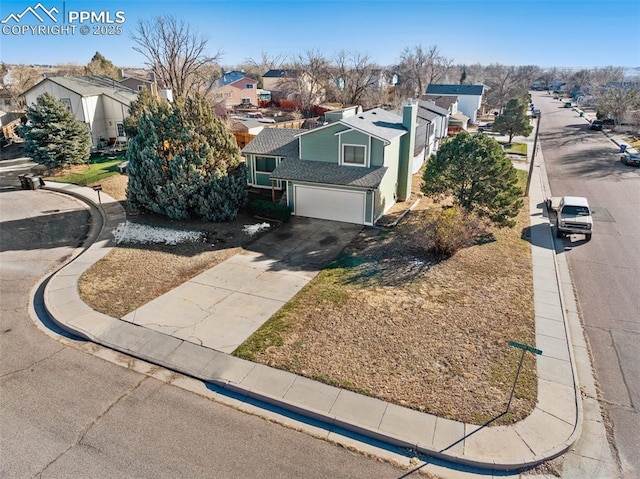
[0,161,406,479]
[533,91,640,478]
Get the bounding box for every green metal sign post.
[506,341,543,413]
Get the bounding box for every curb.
[37,180,581,472]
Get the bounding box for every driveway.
[123,217,362,353]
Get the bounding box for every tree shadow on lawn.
[327,226,496,288]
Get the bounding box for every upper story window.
[342,144,366,166]
[246,83,254,89]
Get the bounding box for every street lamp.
[525,112,541,197]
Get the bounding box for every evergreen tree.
[493,98,533,143]
[422,131,523,228]
[123,87,159,137]
[126,94,247,221]
[21,93,91,168]
[86,52,119,79]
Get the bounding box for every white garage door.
[294,185,366,224]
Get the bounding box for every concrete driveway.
[123,217,362,353]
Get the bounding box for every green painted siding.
[255,173,272,187]
[299,124,344,163]
[374,137,401,220]
[370,138,385,167]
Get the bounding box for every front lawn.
[45,154,125,186]
[502,142,528,156]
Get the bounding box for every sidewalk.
[40,157,583,472]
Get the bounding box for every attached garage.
[294,185,367,225]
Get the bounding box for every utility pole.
[525,112,541,197]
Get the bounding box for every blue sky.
[1,0,639,69]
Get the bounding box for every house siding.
[245,153,283,189]
[375,137,401,219]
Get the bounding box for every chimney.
[160,89,173,103]
[397,99,418,202]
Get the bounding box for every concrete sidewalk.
[39,156,584,472]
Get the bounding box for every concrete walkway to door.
[122,217,362,353]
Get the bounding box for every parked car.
[563,102,572,108]
[478,122,493,132]
[602,118,615,126]
[589,120,604,131]
[620,151,640,166]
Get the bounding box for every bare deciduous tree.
[597,84,640,129]
[242,52,287,87]
[2,64,41,108]
[483,64,520,112]
[395,45,452,98]
[328,51,378,107]
[279,50,330,116]
[131,15,222,98]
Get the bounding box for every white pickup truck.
[545,196,593,240]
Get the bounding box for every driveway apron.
[122,217,362,353]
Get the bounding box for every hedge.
[249,199,292,222]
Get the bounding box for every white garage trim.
[294,185,368,225]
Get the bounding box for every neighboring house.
[418,100,449,153]
[119,70,159,97]
[22,75,138,147]
[217,70,246,87]
[212,76,258,109]
[242,101,423,225]
[425,84,484,124]
[262,69,294,92]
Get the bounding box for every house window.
[137,85,145,92]
[255,156,277,173]
[3,99,11,106]
[246,84,254,89]
[342,145,366,166]
[60,98,72,112]
[116,122,125,137]
[241,98,251,104]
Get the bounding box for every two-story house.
[425,84,485,124]
[242,101,423,225]
[22,75,139,148]
[212,75,258,109]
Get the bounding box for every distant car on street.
[564,102,572,108]
[620,151,640,166]
[589,120,604,131]
[478,122,493,132]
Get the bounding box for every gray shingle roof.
[241,128,305,158]
[421,97,454,113]
[270,158,387,188]
[338,107,407,143]
[426,84,484,96]
[35,76,138,105]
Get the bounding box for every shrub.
[429,206,479,258]
[249,199,292,222]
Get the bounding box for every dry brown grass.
[235,200,536,425]
[80,172,536,425]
